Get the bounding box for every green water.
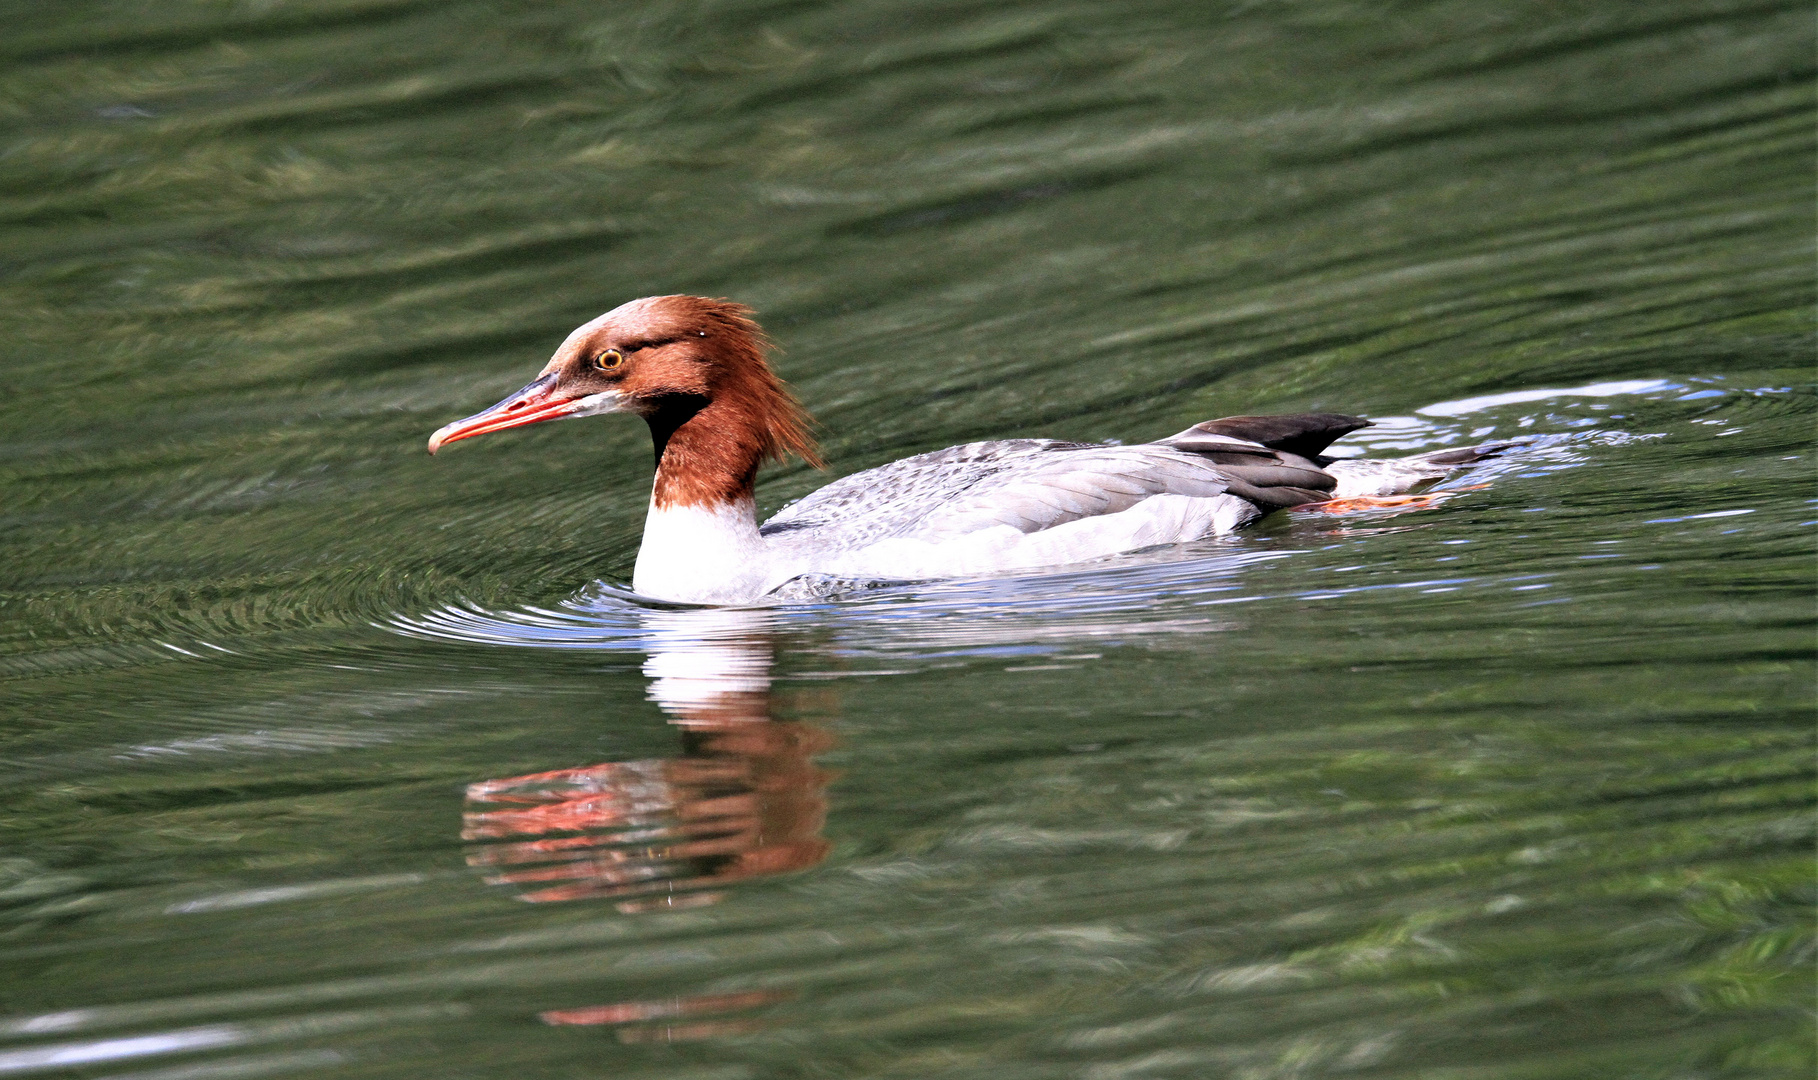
[1,1,1813,1077]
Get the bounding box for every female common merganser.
[429,295,1498,604]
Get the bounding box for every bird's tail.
[1322,441,1514,500]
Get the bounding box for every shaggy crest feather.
[687,299,822,471]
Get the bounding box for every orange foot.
[1294,493,1449,513]
[1293,483,1490,514]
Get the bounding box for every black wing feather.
[1165,413,1371,458]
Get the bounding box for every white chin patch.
[567,391,628,418]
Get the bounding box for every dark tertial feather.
[1220,479,1336,509]
[1199,449,1287,465]
[1165,414,1372,458]
[1212,464,1337,493]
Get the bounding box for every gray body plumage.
[753,414,1503,595]
[622,413,1508,602]
[763,439,1238,551]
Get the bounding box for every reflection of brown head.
[465,610,822,1039]
[462,719,835,911]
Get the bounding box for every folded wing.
[761,412,1373,554]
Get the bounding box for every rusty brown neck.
[646,395,766,509]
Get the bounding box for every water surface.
[1,1,1813,1077]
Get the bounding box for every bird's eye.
[593,349,624,371]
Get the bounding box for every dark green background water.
[1,1,1813,1077]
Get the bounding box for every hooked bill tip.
[426,422,460,456]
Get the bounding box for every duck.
[428,295,1502,604]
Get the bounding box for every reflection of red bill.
[615,891,723,914]
[616,1019,766,1043]
[541,989,793,1028]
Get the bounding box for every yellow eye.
[594,349,623,371]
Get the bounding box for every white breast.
[633,500,774,605]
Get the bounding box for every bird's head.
[428,295,819,470]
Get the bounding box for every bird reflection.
[462,611,828,1039]
[462,610,834,915]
